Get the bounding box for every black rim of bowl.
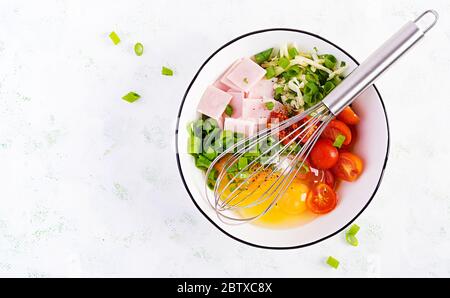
[175,28,390,250]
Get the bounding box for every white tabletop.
[0,0,449,277]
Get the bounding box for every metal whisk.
[205,10,438,224]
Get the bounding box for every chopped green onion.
[346,233,359,247]
[282,65,301,80]
[109,31,121,45]
[122,91,141,103]
[286,143,301,154]
[206,180,214,190]
[238,157,248,171]
[275,86,284,97]
[304,82,319,96]
[225,104,233,117]
[317,70,329,85]
[187,136,202,154]
[347,224,360,236]
[332,76,342,85]
[278,56,290,69]
[208,168,218,181]
[221,130,235,150]
[305,72,319,84]
[265,102,275,110]
[288,47,299,59]
[323,81,336,95]
[202,118,218,133]
[191,119,204,137]
[267,136,276,146]
[313,46,319,52]
[221,130,234,140]
[326,256,340,269]
[254,48,273,64]
[345,224,360,247]
[162,66,173,76]
[265,66,276,79]
[207,167,219,190]
[243,147,260,158]
[299,162,309,174]
[324,54,337,69]
[134,42,144,56]
[333,134,346,148]
[195,155,211,169]
[340,61,346,67]
[226,163,238,174]
[204,147,217,161]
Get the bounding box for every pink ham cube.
[252,117,268,131]
[197,85,233,125]
[219,59,243,91]
[226,57,266,92]
[248,79,275,99]
[213,79,230,92]
[224,118,258,136]
[242,98,283,119]
[227,91,244,118]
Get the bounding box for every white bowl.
[175,29,389,249]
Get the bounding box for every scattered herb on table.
[134,42,144,56]
[109,31,121,45]
[162,66,174,76]
[122,91,141,103]
[326,256,340,269]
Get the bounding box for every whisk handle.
[323,10,438,115]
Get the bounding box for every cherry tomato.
[309,139,339,170]
[310,168,336,189]
[337,106,360,125]
[339,125,357,151]
[332,152,363,182]
[323,170,336,189]
[322,120,352,145]
[306,183,337,214]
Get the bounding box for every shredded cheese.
[291,56,333,74]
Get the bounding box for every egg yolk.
[215,158,316,228]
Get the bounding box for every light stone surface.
[0,0,449,277]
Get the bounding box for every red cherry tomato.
[337,106,360,125]
[323,170,336,189]
[309,139,339,170]
[310,168,336,189]
[332,152,363,182]
[339,125,357,151]
[322,120,352,145]
[306,183,337,214]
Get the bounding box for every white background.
[0,0,449,277]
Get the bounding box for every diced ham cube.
[248,79,275,99]
[252,117,268,131]
[224,118,258,136]
[197,86,233,126]
[227,91,244,118]
[213,80,230,92]
[226,57,266,92]
[219,59,243,91]
[242,98,283,119]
